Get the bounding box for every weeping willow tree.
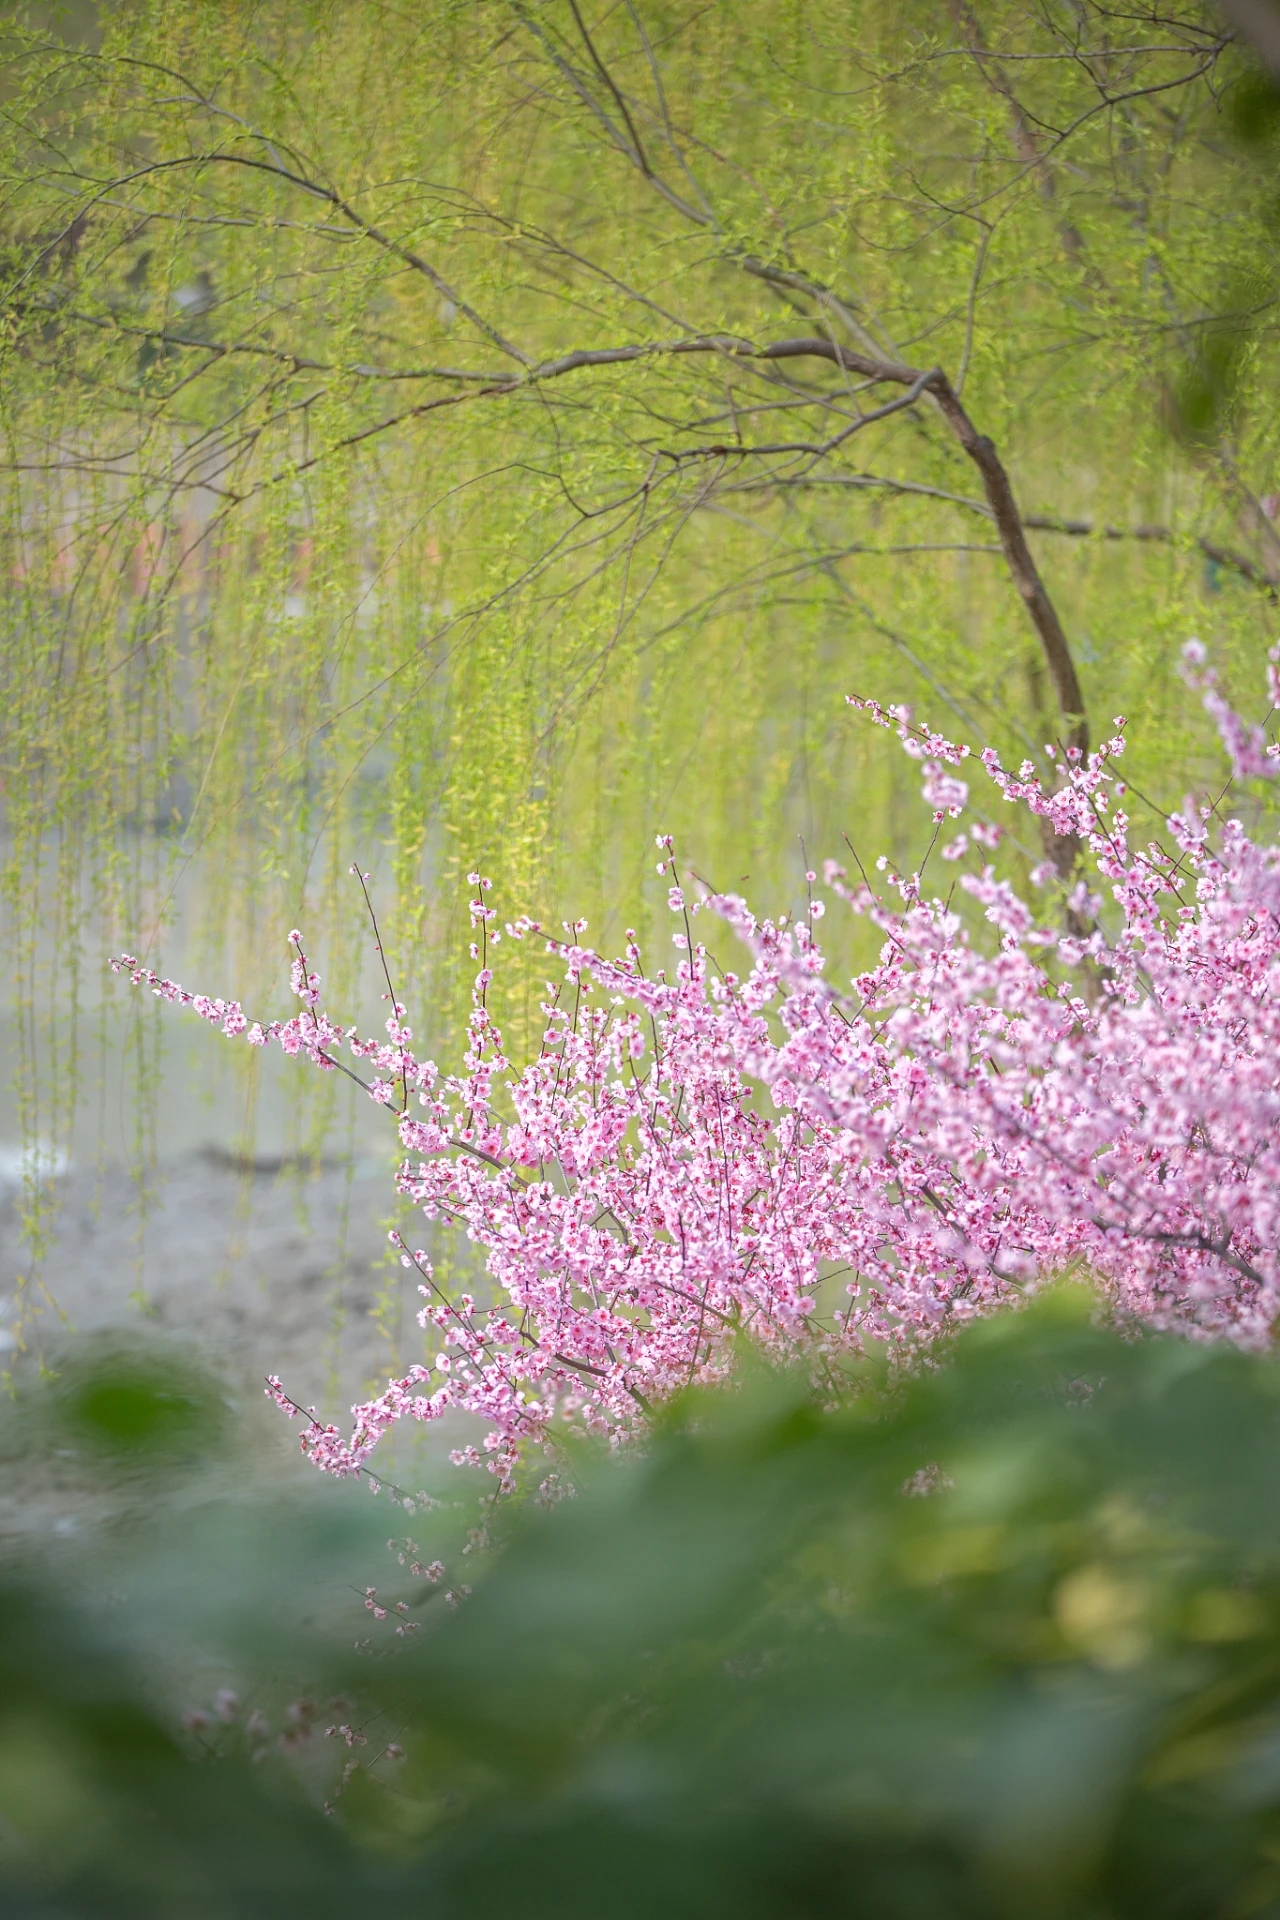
[1,0,1277,1344]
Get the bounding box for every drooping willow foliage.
[1,0,1278,1322]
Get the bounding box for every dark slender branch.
[30,300,512,382]
[13,147,528,365]
[660,365,939,459]
[724,471,1277,595]
[756,339,1087,757]
[567,0,652,177]
[1024,513,1278,596]
[510,2,712,229]
[351,866,410,1115]
[946,0,1060,205]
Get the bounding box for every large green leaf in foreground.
[11,1295,1280,1914]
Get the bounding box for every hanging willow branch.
[1,4,1240,788]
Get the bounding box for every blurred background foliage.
[14,1299,1280,1913]
[4,1,1280,1281]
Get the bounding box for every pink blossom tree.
[115,645,1280,1489]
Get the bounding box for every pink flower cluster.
[114,649,1280,1487]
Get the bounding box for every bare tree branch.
[724,471,1277,595]
[754,340,1087,755]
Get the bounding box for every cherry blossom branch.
[115,648,1280,1491]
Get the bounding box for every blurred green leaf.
[60,1364,216,1457]
[1171,65,1280,444]
[17,1298,1280,1913]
